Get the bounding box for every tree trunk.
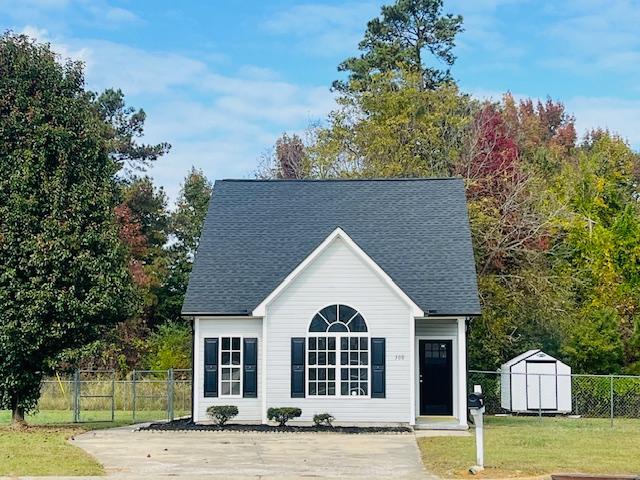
[10,397,26,426]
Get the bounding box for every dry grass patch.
[0,424,103,476]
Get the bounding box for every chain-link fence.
[34,368,192,423]
[469,369,640,424]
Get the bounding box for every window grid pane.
[220,337,241,396]
[306,306,370,398]
[340,336,369,396]
[308,336,336,396]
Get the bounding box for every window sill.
[306,395,371,400]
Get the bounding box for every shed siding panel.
[195,318,262,422]
[265,237,412,424]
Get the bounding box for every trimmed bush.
[313,413,334,427]
[206,405,239,426]
[267,407,302,426]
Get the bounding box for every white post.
[409,315,416,425]
[261,313,268,424]
[469,384,485,474]
[457,317,467,427]
[474,408,484,468]
[192,318,200,423]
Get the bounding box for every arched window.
[309,304,368,333]
[307,304,369,397]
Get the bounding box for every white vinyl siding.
[194,317,262,422]
[415,318,458,338]
[265,237,412,424]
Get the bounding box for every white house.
[182,178,481,429]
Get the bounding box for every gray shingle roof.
[182,178,480,317]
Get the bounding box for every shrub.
[267,407,302,426]
[206,405,239,426]
[143,321,192,370]
[312,413,334,427]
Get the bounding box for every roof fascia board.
[252,227,424,317]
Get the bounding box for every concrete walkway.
[66,426,435,480]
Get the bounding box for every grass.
[419,416,640,478]
[0,425,105,476]
[0,409,178,477]
[0,408,187,425]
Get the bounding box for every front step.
[414,416,468,430]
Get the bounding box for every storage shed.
[500,350,571,413]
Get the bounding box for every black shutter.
[371,337,386,398]
[291,337,305,398]
[243,338,258,398]
[204,338,218,397]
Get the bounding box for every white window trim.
[219,335,244,398]
[414,335,458,420]
[305,332,372,399]
[305,303,371,400]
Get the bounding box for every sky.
[1,0,639,203]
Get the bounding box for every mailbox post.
[468,385,485,474]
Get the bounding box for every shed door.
[526,361,557,410]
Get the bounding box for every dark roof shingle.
[182,178,480,316]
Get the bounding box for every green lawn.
[0,409,177,425]
[0,410,171,477]
[419,416,640,478]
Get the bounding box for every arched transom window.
[307,304,369,397]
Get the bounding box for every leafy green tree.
[563,307,626,374]
[95,88,170,175]
[170,168,213,255]
[334,0,463,92]
[554,134,640,373]
[0,34,135,423]
[315,71,473,178]
[156,168,212,323]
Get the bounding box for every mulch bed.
[140,417,413,434]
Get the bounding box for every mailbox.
[468,392,484,409]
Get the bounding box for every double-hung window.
[307,304,369,397]
[220,336,241,396]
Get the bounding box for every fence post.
[73,370,80,423]
[132,370,137,423]
[167,368,175,422]
[610,375,614,428]
[111,371,116,422]
[538,374,542,419]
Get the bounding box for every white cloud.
[263,2,378,57]
[451,0,527,68]
[0,0,138,27]
[566,96,640,147]
[23,31,336,204]
[541,0,640,75]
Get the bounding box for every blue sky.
[2,0,639,202]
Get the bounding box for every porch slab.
[415,416,468,431]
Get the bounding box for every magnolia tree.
[0,34,135,423]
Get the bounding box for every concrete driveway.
[70,425,433,479]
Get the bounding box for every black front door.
[419,340,453,415]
